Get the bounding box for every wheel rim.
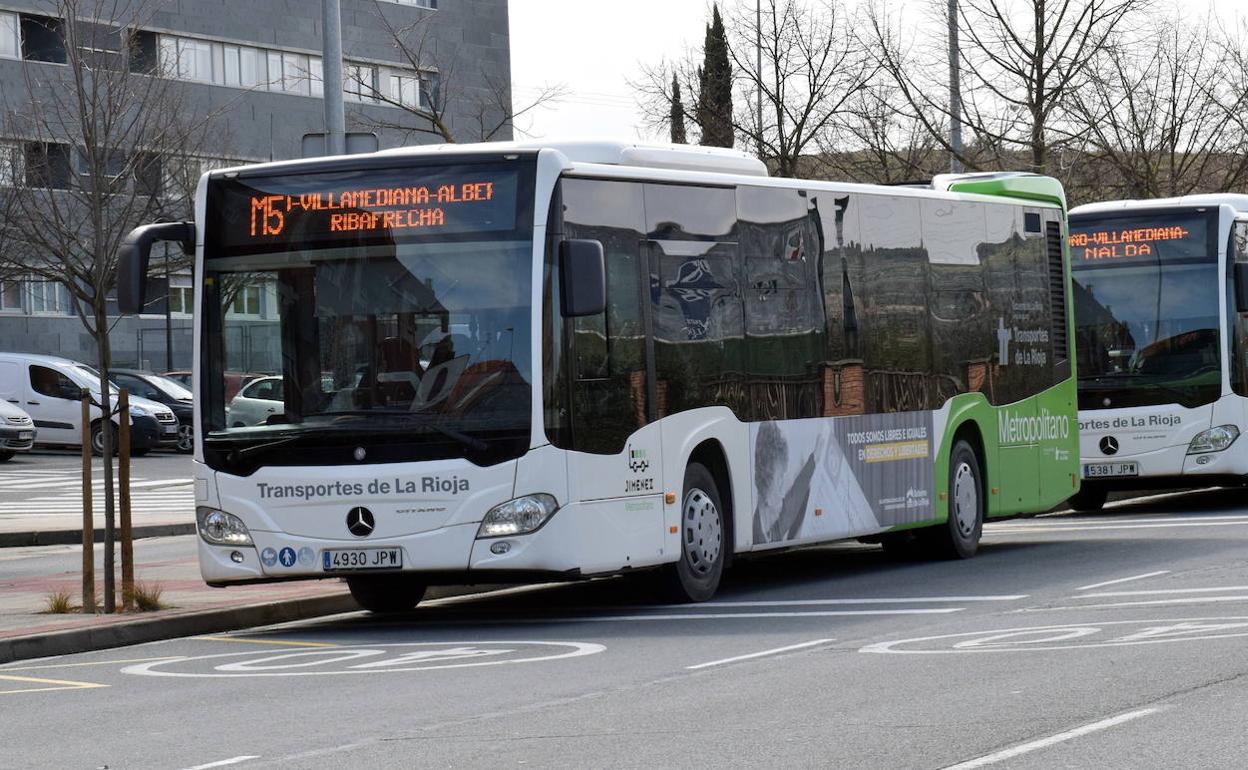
[682,487,722,576]
[91,429,104,454]
[953,462,978,537]
[177,424,193,452]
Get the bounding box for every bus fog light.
[230,550,245,563]
[197,506,254,546]
[1187,425,1240,455]
[490,541,512,555]
[477,494,558,538]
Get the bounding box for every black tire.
[1067,485,1107,512]
[661,462,727,602]
[90,422,116,457]
[347,575,427,614]
[0,450,14,462]
[176,424,194,453]
[926,439,983,559]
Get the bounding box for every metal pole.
[321,0,346,156]
[948,0,964,173]
[756,0,763,155]
[118,389,133,611]
[164,247,173,372]
[80,393,95,613]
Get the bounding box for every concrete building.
[0,0,511,371]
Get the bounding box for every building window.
[0,12,18,59]
[0,142,21,187]
[221,44,267,87]
[20,14,66,63]
[231,285,261,316]
[390,73,434,110]
[24,142,72,189]
[28,279,73,315]
[168,277,193,315]
[159,35,213,82]
[74,147,128,179]
[0,281,22,312]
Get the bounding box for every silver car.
[226,376,283,427]
[0,399,35,461]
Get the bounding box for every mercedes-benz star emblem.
[1099,436,1119,456]
[347,506,375,537]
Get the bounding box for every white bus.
[119,141,1078,610]
[1069,195,1248,510]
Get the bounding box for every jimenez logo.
[999,407,1071,446]
[627,445,650,474]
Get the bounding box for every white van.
[0,353,178,455]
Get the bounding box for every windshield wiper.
[1079,373,1202,404]
[284,411,491,453]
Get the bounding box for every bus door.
[561,178,665,564]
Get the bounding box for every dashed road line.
[941,707,1161,768]
[179,756,260,770]
[686,638,835,670]
[1077,571,1171,591]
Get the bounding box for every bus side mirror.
[1236,263,1248,314]
[117,221,196,315]
[559,239,606,317]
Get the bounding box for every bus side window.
[561,178,648,454]
[1230,221,1248,397]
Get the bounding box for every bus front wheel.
[347,575,427,614]
[930,440,984,559]
[662,462,726,603]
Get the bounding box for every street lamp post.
[948,0,963,173]
[321,0,346,156]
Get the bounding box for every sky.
[508,0,1247,142]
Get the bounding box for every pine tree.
[670,74,688,144]
[697,4,734,148]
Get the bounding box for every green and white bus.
[1070,195,1248,509]
[119,141,1079,609]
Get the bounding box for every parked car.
[164,370,262,402]
[0,354,178,455]
[111,369,194,453]
[226,375,283,427]
[0,400,36,461]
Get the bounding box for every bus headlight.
[196,506,253,546]
[477,494,558,538]
[1187,425,1240,455]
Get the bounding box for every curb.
[0,592,360,665]
[0,523,196,548]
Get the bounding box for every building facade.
[0,0,511,371]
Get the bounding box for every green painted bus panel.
[946,176,1068,212]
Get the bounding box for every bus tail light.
[477,494,558,538]
[1187,425,1240,455]
[196,506,253,546]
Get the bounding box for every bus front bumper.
[1080,440,1248,487]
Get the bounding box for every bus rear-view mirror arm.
[117,221,196,315]
[559,239,606,318]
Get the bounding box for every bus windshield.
[1070,210,1219,409]
[199,159,536,473]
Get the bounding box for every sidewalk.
[0,534,353,662]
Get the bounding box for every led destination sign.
[208,163,524,255]
[1068,212,1212,264]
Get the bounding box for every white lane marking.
[553,609,963,622]
[1084,586,1248,597]
[686,638,835,670]
[1076,571,1171,591]
[861,617,1248,653]
[987,520,1248,533]
[180,757,259,770]
[633,595,1026,608]
[1032,596,1248,611]
[1007,514,1248,527]
[941,708,1161,769]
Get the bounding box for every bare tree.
[818,81,947,184]
[1057,17,1248,203]
[0,0,217,612]
[352,2,566,143]
[729,0,875,177]
[867,0,1151,175]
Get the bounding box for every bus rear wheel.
[1067,486,1107,512]
[928,439,983,559]
[347,575,427,614]
[661,462,726,603]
